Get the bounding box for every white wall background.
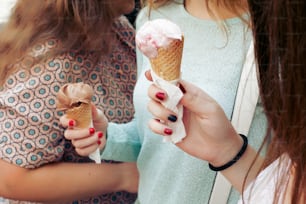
[0,0,17,24]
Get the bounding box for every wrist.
[117,163,138,193]
[209,133,245,170]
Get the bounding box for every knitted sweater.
[103,1,267,203]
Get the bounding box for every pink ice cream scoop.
[136,19,183,58]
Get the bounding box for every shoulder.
[113,16,135,39]
[135,0,184,29]
[240,155,291,203]
[114,16,134,30]
[112,16,136,50]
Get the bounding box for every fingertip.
[69,119,76,127]
[155,92,165,101]
[148,119,171,137]
[145,69,153,81]
[59,114,69,128]
[97,132,103,138]
[163,128,173,135]
[89,127,95,135]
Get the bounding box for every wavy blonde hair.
[0,0,118,85]
[140,0,250,45]
[142,0,249,22]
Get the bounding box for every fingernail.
[168,115,177,122]
[164,128,173,135]
[89,128,95,135]
[98,132,103,138]
[179,83,186,94]
[68,120,75,127]
[156,92,165,100]
[97,140,101,145]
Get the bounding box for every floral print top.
[0,16,137,204]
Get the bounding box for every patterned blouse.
[0,16,137,204]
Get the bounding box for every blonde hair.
[0,0,117,85]
[140,0,250,49]
[142,0,249,22]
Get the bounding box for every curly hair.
[0,0,118,85]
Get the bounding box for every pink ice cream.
[136,19,183,58]
[136,19,186,144]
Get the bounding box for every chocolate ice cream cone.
[56,82,101,163]
[66,102,92,129]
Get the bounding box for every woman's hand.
[60,104,108,157]
[146,71,243,167]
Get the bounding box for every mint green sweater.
[102,1,267,203]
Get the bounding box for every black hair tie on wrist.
[209,134,248,171]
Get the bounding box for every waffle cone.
[66,103,92,128]
[150,37,184,81]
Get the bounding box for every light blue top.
[102,1,267,203]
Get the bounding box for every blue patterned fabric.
[0,16,137,204]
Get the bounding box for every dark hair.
[249,0,306,202]
[0,0,117,85]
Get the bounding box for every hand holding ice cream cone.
[56,82,106,163]
[136,19,186,143]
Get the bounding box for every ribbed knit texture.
[103,1,267,203]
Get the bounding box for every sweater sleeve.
[100,10,149,162]
[101,119,141,162]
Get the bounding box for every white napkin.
[89,148,101,164]
[89,121,101,164]
[151,70,186,143]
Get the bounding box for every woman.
[63,0,267,203]
[147,0,306,203]
[0,0,138,203]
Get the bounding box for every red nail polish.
[164,128,173,135]
[68,120,75,127]
[89,128,95,135]
[97,140,101,145]
[156,92,165,100]
[98,132,103,138]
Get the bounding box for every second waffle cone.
[66,103,92,129]
[150,37,184,81]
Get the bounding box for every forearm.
[0,159,129,202]
[218,145,264,193]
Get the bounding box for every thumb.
[91,104,106,121]
[145,69,153,81]
[91,104,99,120]
[179,80,219,116]
[91,104,108,128]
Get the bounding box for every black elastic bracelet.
[209,134,248,171]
